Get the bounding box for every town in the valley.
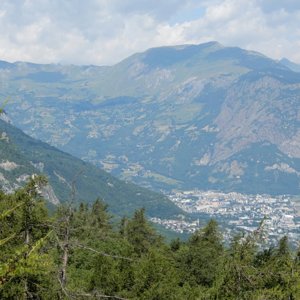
[150,190,300,247]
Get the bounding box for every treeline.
[1,177,300,299]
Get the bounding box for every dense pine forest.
[1,177,300,299]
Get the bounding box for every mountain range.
[1,41,300,195]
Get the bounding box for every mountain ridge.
[1,41,300,195]
[279,58,300,73]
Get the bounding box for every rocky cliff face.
[1,42,300,194]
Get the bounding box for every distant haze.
[0,0,300,65]
[3,42,300,195]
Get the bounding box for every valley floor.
[151,190,300,247]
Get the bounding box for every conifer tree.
[0,176,55,299]
[125,208,162,256]
[180,219,224,288]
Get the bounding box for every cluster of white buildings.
[150,216,200,234]
[153,190,300,246]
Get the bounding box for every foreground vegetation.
[1,177,300,299]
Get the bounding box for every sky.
[0,0,300,65]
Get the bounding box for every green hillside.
[0,118,182,218]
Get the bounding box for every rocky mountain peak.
[1,42,299,195]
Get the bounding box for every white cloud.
[0,0,299,65]
[176,0,300,64]
[258,0,300,13]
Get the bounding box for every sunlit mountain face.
[2,41,300,195]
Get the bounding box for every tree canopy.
[1,178,300,299]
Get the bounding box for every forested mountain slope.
[0,117,182,218]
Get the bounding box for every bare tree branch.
[57,276,76,299]
[58,277,128,300]
[72,242,134,261]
